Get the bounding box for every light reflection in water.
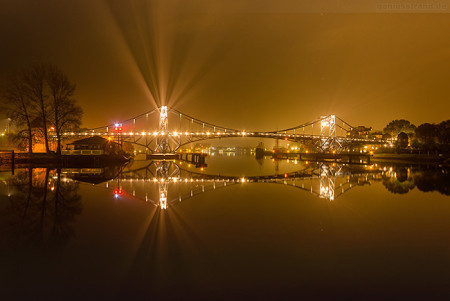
[1,161,449,212]
[0,159,449,300]
[42,160,447,209]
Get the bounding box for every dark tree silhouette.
[437,120,450,148]
[397,132,409,150]
[383,119,416,136]
[1,64,82,153]
[22,64,51,153]
[1,74,35,153]
[46,65,83,155]
[415,123,438,148]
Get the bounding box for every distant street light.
[7,118,11,134]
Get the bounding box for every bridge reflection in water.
[0,161,447,259]
[59,160,383,209]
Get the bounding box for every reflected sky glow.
[0,156,449,300]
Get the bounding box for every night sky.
[1,0,449,131]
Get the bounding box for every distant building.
[382,133,393,140]
[370,131,384,139]
[349,126,372,138]
[193,143,211,151]
[63,136,122,155]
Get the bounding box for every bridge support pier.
[178,152,207,168]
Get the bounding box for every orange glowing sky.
[1,0,449,131]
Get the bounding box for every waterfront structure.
[63,136,122,156]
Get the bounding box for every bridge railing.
[61,150,104,156]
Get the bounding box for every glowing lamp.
[114,123,123,132]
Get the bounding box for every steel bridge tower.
[155,106,171,153]
[319,115,342,152]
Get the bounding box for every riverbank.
[372,153,449,165]
[0,151,130,166]
[265,151,450,165]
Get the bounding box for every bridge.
[62,106,387,154]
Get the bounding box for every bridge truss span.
[62,106,386,153]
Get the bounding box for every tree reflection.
[412,168,450,196]
[382,166,449,196]
[382,177,415,194]
[2,167,82,249]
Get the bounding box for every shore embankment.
[372,153,449,165]
[0,151,129,167]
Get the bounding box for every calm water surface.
[1,155,450,300]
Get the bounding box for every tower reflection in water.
[60,160,386,209]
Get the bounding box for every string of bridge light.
[59,130,382,141]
